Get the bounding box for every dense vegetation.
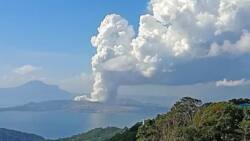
[136,97,250,141]
[93,97,250,141]
[105,122,142,141]
[0,97,249,141]
[0,128,44,141]
[50,127,122,141]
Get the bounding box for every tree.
[192,102,244,141]
[137,97,203,141]
[229,98,250,105]
[171,97,202,122]
[239,108,250,141]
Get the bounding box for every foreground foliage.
[97,97,250,141]
[105,122,142,141]
[136,97,250,141]
[1,97,249,141]
[51,127,122,141]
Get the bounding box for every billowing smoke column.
[75,14,136,102]
[75,0,250,102]
[89,15,135,102]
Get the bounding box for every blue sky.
[0,0,147,53]
[0,0,148,89]
[1,0,250,102]
[0,0,148,68]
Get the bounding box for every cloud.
[78,0,250,102]
[0,65,44,88]
[14,65,41,75]
[209,31,250,56]
[216,78,250,87]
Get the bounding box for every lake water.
[0,111,159,139]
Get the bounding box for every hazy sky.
[1,0,250,103]
[0,0,147,92]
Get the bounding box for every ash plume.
[75,0,250,102]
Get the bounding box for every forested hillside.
[1,97,249,141]
[0,128,44,141]
[107,97,250,141]
[50,127,122,141]
[136,97,250,141]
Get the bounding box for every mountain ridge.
[0,128,44,141]
[0,80,73,107]
[0,97,249,141]
[0,99,167,113]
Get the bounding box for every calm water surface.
[0,111,157,139]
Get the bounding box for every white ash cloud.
[77,14,135,102]
[76,0,250,102]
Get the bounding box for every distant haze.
[0,81,72,107]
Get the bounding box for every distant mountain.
[0,128,44,141]
[0,97,249,141]
[0,99,167,113]
[0,127,122,141]
[0,81,73,107]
